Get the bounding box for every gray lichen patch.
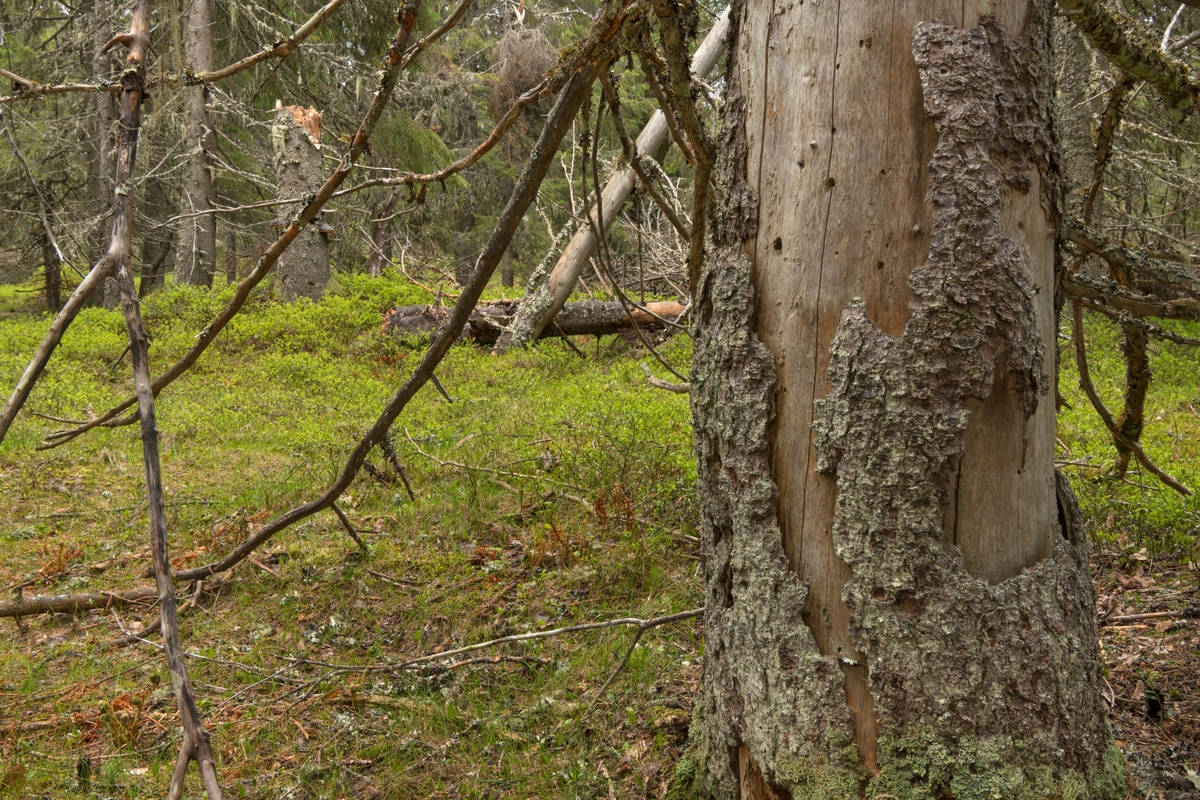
[690,8,1124,800]
[691,246,860,800]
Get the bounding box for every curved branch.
[1071,303,1191,496]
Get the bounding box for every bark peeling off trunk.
[692,10,1125,800]
[692,248,861,800]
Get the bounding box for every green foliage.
[0,276,700,798]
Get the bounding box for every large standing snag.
[691,1,1123,797]
[273,104,331,301]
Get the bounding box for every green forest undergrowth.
[0,273,1196,799]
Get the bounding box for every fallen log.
[0,587,158,619]
[382,299,686,344]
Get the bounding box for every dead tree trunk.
[40,227,62,312]
[93,2,224,797]
[139,163,176,296]
[494,8,730,352]
[272,103,330,300]
[383,299,685,344]
[176,0,217,286]
[689,2,1124,798]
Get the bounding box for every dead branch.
[583,88,690,383]
[1063,219,1200,297]
[103,4,223,794]
[1061,272,1200,321]
[287,608,703,674]
[653,1,716,295]
[1059,0,1200,119]
[600,72,691,241]
[331,503,370,553]
[108,579,206,647]
[1071,303,1191,496]
[641,363,690,393]
[1101,606,1199,625]
[193,0,346,84]
[1076,298,1200,347]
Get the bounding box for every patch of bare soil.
[1094,547,1200,799]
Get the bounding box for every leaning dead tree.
[495,7,730,353]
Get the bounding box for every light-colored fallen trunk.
[494,7,729,352]
[384,299,685,344]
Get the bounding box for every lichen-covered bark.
[691,9,1124,800]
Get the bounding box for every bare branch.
[1071,304,1191,496]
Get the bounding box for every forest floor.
[0,273,1197,799]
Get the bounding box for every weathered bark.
[273,104,331,300]
[495,8,730,352]
[690,2,1124,798]
[383,299,686,343]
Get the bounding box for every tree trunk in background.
[87,0,119,307]
[41,228,62,312]
[139,170,176,296]
[177,0,217,286]
[223,228,238,283]
[689,1,1124,797]
[272,104,330,301]
[365,187,400,276]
